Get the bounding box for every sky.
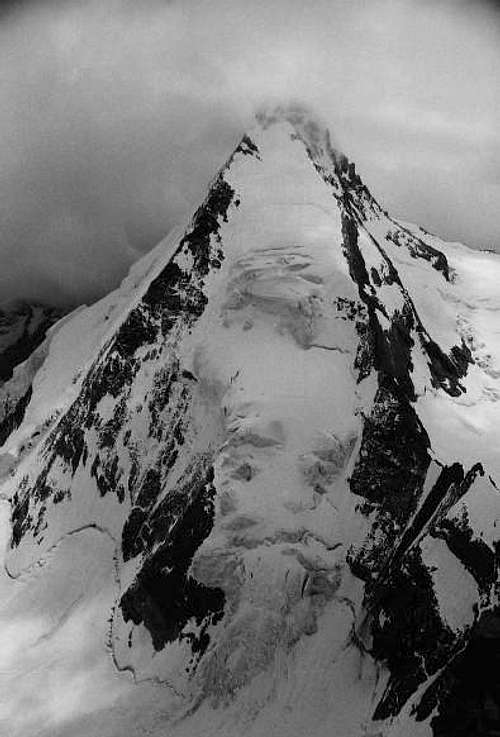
[0,0,498,307]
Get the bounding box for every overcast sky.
[0,0,499,307]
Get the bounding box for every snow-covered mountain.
[1,104,500,737]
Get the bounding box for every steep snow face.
[0,105,500,737]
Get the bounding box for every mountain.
[1,104,500,737]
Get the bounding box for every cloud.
[0,0,498,307]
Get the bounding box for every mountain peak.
[1,94,500,737]
[254,101,341,164]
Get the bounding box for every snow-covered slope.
[1,104,500,737]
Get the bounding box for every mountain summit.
[1,106,500,737]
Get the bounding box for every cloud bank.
[0,0,498,306]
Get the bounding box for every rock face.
[1,104,500,737]
[0,301,64,452]
[0,301,63,383]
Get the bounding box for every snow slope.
[1,104,500,737]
